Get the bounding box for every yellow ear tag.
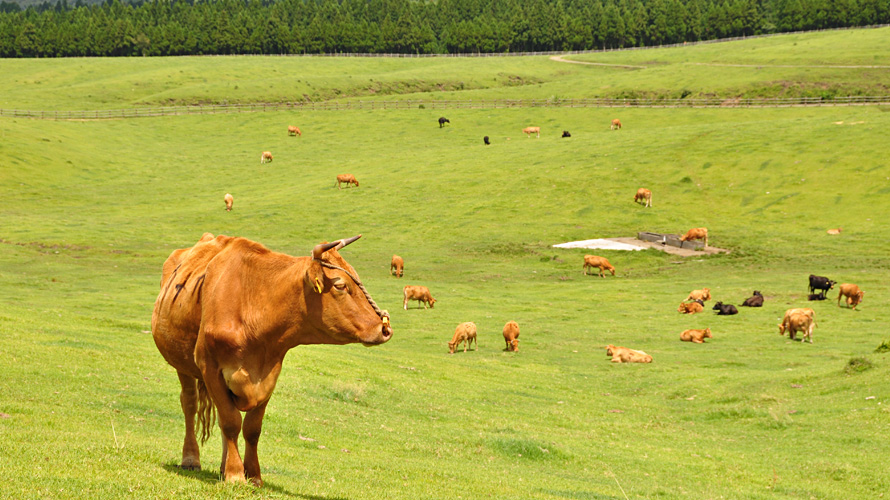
[382,317,389,325]
[314,277,323,293]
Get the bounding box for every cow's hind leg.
[177,372,202,470]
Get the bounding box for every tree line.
[1,0,888,57]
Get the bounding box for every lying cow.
[826,228,842,235]
[523,126,540,138]
[837,283,864,310]
[448,322,477,353]
[287,126,301,137]
[678,301,705,314]
[403,285,436,310]
[634,188,652,207]
[610,119,622,130]
[562,130,571,138]
[438,117,450,128]
[808,274,836,298]
[336,174,359,189]
[712,302,738,315]
[778,308,816,343]
[483,136,490,145]
[680,328,712,343]
[741,291,763,307]
[606,344,652,363]
[808,293,827,301]
[224,193,234,212]
[260,151,273,164]
[583,255,615,277]
[390,255,404,277]
[686,288,711,302]
[503,320,520,352]
[680,227,708,249]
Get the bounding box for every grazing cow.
[741,291,763,307]
[287,126,301,137]
[438,117,450,128]
[808,293,827,301]
[610,119,622,130]
[778,308,815,342]
[826,228,842,235]
[224,193,234,212]
[680,228,708,249]
[151,233,392,485]
[390,255,404,277]
[712,302,738,315]
[562,130,571,138]
[484,136,490,145]
[448,322,477,353]
[403,285,436,310]
[686,288,711,302]
[523,126,540,138]
[606,345,652,363]
[503,321,520,351]
[677,301,704,314]
[336,174,359,189]
[808,274,836,298]
[837,283,864,310]
[680,328,712,343]
[634,188,652,207]
[260,151,273,164]
[583,255,616,277]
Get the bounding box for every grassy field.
[1,29,890,499]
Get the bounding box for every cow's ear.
[305,260,325,293]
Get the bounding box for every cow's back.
[152,233,238,377]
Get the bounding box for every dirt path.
[548,55,646,69]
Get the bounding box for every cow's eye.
[333,281,348,292]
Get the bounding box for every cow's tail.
[196,379,217,446]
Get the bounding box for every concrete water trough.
[637,231,705,250]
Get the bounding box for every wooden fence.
[2,96,889,120]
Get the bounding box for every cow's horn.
[312,235,362,260]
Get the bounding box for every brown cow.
[610,119,622,130]
[224,193,234,212]
[686,288,711,302]
[634,188,652,207]
[503,320,520,351]
[336,174,359,189]
[260,151,273,164]
[151,233,392,485]
[677,301,704,314]
[606,344,652,363]
[826,228,842,235]
[680,227,708,249]
[778,308,816,343]
[449,322,477,353]
[403,285,436,310]
[680,328,712,343]
[390,255,404,277]
[523,126,540,138]
[287,126,301,137]
[837,283,864,310]
[583,255,616,277]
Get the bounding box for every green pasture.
[2,30,890,499]
[2,27,889,110]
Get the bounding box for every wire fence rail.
[2,96,890,120]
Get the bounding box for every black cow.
[693,299,704,306]
[808,293,827,301]
[483,136,490,145]
[562,130,571,138]
[713,302,738,315]
[741,291,763,307]
[808,275,836,298]
[438,117,450,128]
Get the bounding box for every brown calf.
[606,344,652,363]
[610,119,622,130]
[287,126,301,137]
[224,193,234,212]
[390,255,404,277]
[523,126,540,138]
[680,328,712,343]
[449,322,477,353]
[403,285,436,310]
[503,321,520,351]
[680,227,708,249]
[686,288,711,302]
[837,283,864,310]
[634,188,652,207]
[677,301,704,314]
[336,174,359,189]
[261,151,273,164]
[583,255,616,277]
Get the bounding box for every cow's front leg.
[243,400,270,487]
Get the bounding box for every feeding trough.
[637,231,704,250]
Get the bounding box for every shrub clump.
[844,357,874,375]
[874,340,890,353]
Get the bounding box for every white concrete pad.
[553,238,647,251]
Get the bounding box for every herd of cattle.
[150,118,867,485]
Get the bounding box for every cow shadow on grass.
[163,462,348,500]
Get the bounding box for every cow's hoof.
[250,477,264,487]
[180,457,201,470]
